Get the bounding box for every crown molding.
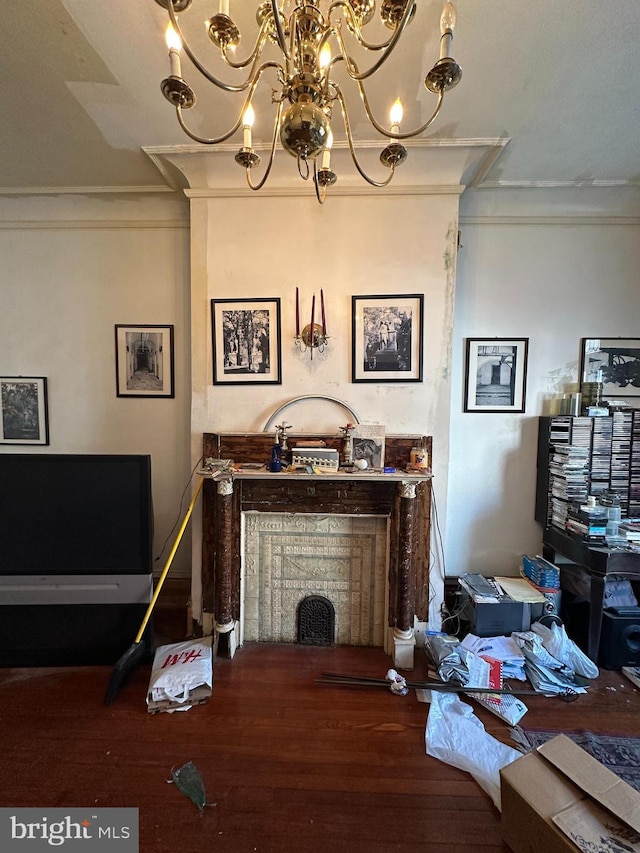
[0,219,189,230]
[476,179,640,189]
[183,184,465,199]
[0,186,176,196]
[460,215,640,226]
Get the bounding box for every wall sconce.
[295,287,329,359]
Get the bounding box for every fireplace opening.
[297,595,335,646]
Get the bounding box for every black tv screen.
[0,454,153,576]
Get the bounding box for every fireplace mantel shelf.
[201,467,432,484]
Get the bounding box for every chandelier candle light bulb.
[440,1,456,58]
[243,104,254,149]
[319,43,332,72]
[321,130,333,170]
[165,24,182,78]
[390,99,403,135]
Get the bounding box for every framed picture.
[464,338,529,413]
[351,424,386,469]
[0,376,49,445]
[580,338,640,397]
[352,294,423,382]
[115,325,175,398]
[211,298,282,385]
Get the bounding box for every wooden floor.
[1,609,640,853]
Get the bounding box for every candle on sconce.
[295,287,300,337]
[320,289,326,336]
[219,0,230,15]
[310,293,315,338]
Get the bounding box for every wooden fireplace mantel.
[201,432,432,669]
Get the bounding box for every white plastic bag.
[147,636,213,712]
[530,621,599,679]
[425,690,522,810]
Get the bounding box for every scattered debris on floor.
[168,761,216,813]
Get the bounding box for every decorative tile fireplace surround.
[243,512,388,646]
[201,433,432,669]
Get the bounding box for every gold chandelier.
[154,0,462,202]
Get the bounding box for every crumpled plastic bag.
[424,633,468,684]
[425,690,522,810]
[530,621,599,679]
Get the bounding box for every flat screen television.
[0,453,153,575]
[0,454,154,666]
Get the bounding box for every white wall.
[0,195,193,577]
[3,189,639,611]
[447,211,640,579]
[189,192,461,624]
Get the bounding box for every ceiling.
[2,1,639,211]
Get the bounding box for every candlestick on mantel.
[295,287,300,337]
[320,288,327,336]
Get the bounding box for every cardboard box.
[500,734,640,852]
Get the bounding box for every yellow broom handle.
[135,477,205,644]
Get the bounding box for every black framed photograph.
[580,338,640,397]
[0,376,49,445]
[115,324,175,398]
[211,298,282,385]
[464,338,529,413]
[352,294,423,382]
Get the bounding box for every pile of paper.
[511,630,587,696]
[459,633,527,682]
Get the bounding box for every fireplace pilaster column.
[214,477,240,657]
[393,481,417,671]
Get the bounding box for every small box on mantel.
[500,734,640,852]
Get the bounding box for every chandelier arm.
[355,78,445,140]
[335,87,396,188]
[221,22,271,71]
[173,63,282,146]
[176,105,241,145]
[271,0,292,61]
[245,101,284,192]
[328,1,413,54]
[332,1,417,80]
[164,2,255,93]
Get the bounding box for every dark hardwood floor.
[1,604,639,853]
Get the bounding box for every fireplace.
[201,432,432,669]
